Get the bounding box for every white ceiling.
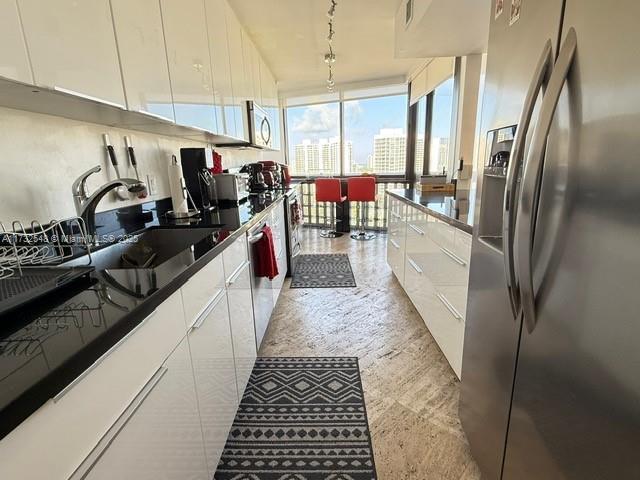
[228,0,424,95]
[395,0,491,58]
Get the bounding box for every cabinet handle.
[436,293,463,321]
[247,232,264,244]
[409,224,425,236]
[53,86,126,110]
[189,289,226,331]
[408,257,423,274]
[226,260,251,286]
[390,239,400,249]
[440,246,467,266]
[53,309,158,403]
[68,366,168,480]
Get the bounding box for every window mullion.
[339,100,345,177]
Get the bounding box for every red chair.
[347,176,376,241]
[315,178,346,238]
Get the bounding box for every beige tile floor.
[259,227,481,480]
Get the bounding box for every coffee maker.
[180,148,218,209]
[258,161,282,190]
[240,162,269,193]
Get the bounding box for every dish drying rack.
[0,216,93,280]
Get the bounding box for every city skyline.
[292,128,450,176]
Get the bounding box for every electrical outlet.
[146,174,158,195]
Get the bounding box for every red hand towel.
[253,225,279,280]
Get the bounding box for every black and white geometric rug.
[290,254,357,288]
[215,357,377,480]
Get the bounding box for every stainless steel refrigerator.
[460,1,640,479]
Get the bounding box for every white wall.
[0,106,272,224]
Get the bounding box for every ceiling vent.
[404,0,414,28]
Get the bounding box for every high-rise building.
[429,136,450,174]
[414,135,425,174]
[371,128,407,174]
[293,137,352,175]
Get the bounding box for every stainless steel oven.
[284,188,302,277]
[247,221,275,349]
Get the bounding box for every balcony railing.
[297,179,410,231]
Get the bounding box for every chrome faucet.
[72,165,146,240]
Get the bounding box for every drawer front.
[410,238,469,287]
[223,235,249,283]
[405,209,429,255]
[82,337,208,480]
[436,285,468,322]
[422,287,465,379]
[453,229,472,264]
[187,289,238,476]
[387,198,406,232]
[428,217,456,250]
[387,235,405,285]
[181,255,226,328]
[226,261,257,400]
[0,291,186,480]
[404,262,464,378]
[272,247,287,304]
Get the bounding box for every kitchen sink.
[65,227,222,271]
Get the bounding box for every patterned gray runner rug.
[290,254,357,288]
[215,357,377,480]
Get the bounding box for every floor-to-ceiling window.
[284,85,408,178]
[343,93,408,176]
[428,77,455,175]
[282,85,410,230]
[411,75,457,177]
[285,102,341,177]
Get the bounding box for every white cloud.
[291,104,338,134]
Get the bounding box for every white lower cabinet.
[0,291,187,480]
[187,288,238,477]
[0,205,290,478]
[386,194,471,379]
[82,337,209,480]
[225,257,257,400]
[271,200,287,304]
[386,198,407,285]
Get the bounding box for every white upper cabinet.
[241,29,255,103]
[110,0,175,122]
[251,42,262,106]
[160,0,218,133]
[18,0,126,107]
[224,2,248,140]
[205,0,234,137]
[0,0,33,84]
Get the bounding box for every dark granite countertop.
[0,189,292,440]
[386,189,474,234]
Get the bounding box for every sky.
[286,78,455,167]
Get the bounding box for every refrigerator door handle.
[515,28,577,334]
[503,40,554,318]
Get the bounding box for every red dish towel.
[253,225,279,280]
